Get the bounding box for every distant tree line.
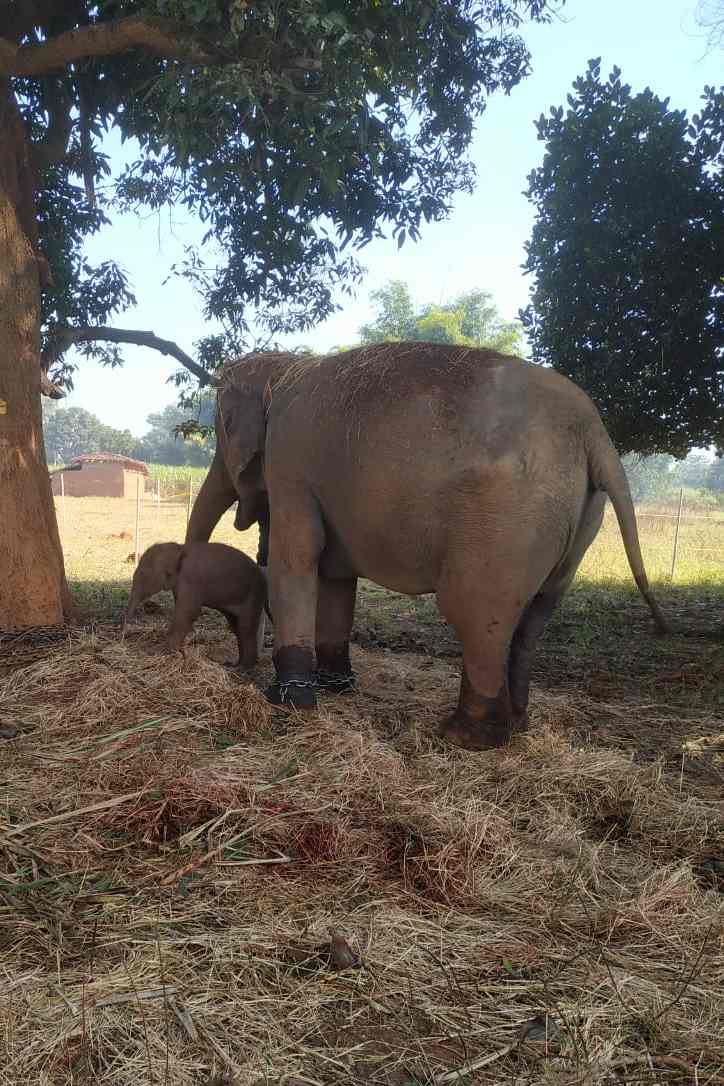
[623,453,723,502]
[43,396,216,467]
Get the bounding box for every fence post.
[134,474,142,566]
[156,477,160,521]
[186,476,193,531]
[670,487,684,582]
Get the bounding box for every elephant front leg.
[316,576,357,694]
[266,500,324,710]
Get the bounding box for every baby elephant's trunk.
[122,583,143,626]
[123,563,153,626]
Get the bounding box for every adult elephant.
[188,343,667,751]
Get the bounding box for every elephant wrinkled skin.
[187,343,668,750]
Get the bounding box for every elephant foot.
[316,642,355,694]
[266,680,318,710]
[511,705,530,734]
[267,646,318,711]
[439,675,515,750]
[438,712,512,751]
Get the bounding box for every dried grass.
[0,631,722,1086]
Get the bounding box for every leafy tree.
[136,402,215,467]
[670,452,716,491]
[43,402,136,463]
[359,280,417,343]
[0,0,563,629]
[622,454,675,503]
[521,61,724,458]
[359,281,522,352]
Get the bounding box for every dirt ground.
[0,498,722,1085]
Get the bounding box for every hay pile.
[0,629,722,1085]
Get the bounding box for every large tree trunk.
[0,80,70,630]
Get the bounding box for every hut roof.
[70,453,149,476]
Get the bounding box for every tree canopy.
[520,60,724,457]
[3,0,560,393]
[358,280,522,353]
[0,0,563,629]
[137,401,216,467]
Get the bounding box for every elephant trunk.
[123,583,145,627]
[185,455,237,544]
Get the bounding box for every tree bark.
[0,79,70,630]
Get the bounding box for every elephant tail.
[587,428,670,635]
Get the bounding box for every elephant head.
[124,542,183,624]
[216,375,276,531]
[186,352,309,547]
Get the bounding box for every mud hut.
[50,453,149,498]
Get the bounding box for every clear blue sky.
[62,0,721,437]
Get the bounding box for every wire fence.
[53,475,724,586]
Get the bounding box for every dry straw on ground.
[0,625,722,1086]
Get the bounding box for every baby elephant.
[124,541,266,669]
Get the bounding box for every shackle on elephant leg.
[267,645,318,710]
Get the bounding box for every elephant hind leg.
[508,490,606,731]
[507,589,566,734]
[435,520,559,751]
[316,576,357,693]
[436,574,528,751]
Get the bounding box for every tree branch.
[0,15,229,76]
[31,79,73,171]
[0,14,320,78]
[43,326,219,387]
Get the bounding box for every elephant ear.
[218,382,266,475]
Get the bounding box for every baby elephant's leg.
[220,610,243,668]
[233,592,266,671]
[166,587,202,656]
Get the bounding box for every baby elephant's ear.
[218,382,266,475]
